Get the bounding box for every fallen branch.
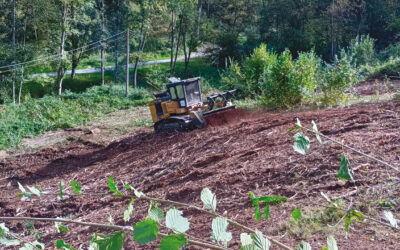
[0,216,228,250]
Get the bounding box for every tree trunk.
[197,0,202,40]
[133,30,148,88]
[71,51,79,79]
[101,0,105,85]
[57,3,68,95]
[18,67,24,104]
[172,16,183,74]
[114,0,120,82]
[12,0,16,104]
[170,10,175,74]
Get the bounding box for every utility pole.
[12,0,16,104]
[126,29,129,97]
[101,0,105,85]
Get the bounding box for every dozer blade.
[203,104,236,117]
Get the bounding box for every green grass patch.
[0,85,151,150]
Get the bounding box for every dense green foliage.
[221,44,357,108]
[0,85,150,149]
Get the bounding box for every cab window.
[176,85,184,99]
[169,87,177,99]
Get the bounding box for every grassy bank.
[0,85,151,150]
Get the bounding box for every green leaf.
[211,217,232,246]
[70,180,81,194]
[0,238,21,246]
[252,230,271,250]
[311,120,322,144]
[345,209,364,233]
[107,177,122,197]
[56,239,75,249]
[133,220,159,244]
[93,231,126,250]
[254,202,261,221]
[263,204,270,220]
[201,188,217,212]
[27,186,42,197]
[336,155,354,181]
[165,208,190,233]
[383,211,398,228]
[297,241,312,250]
[293,132,310,155]
[59,181,63,200]
[0,227,2,237]
[146,205,164,223]
[257,196,288,204]
[287,125,302,135]
[159,234,187,250]
[327,235,338,250]
[291,208,302,222]
[123,202,134,222]
[55,221,69,233]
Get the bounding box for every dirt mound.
[1,101,400,249]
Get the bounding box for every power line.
[0,30,127,70]
[0,35,126,75]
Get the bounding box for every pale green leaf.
[311,120,322,144]
[297,241,312,250]
[134,188,144,198]
[327,235,338,250]
[211,217,232,247]
[201,188,217,212]
[0,238,21,246]
[133,220,159,244]
[27,186,42,197]
[165,208,190,233]
[296,118,302,127]
[123,202,134,222]
[159,234,187,250]
[18,182,27,193]
[383,211,398,228]
[293,132,310,155]
[336,155,354,181]
[146,207,164,223]
[253,230,270,250]
[240,233,255,250]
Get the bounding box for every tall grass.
[0,85,151,150]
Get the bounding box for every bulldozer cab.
[167,77,203,108]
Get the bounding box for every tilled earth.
[1,100,400,249]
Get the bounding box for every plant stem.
[301,126,400,173]
[0,217,228,250]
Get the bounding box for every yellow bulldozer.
[148,77,241,133]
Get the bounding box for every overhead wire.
[0,33,126,75]
[0,30,127,70]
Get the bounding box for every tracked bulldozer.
[148,77,241,133]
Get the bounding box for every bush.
[319,56,358,106]
[221,44,323,108]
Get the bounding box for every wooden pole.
[101,0,105,85]
[126,29,129,97]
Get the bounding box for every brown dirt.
[1,101,400,249]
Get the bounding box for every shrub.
[319,56,358,106]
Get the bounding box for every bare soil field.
[1,97,399,249]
